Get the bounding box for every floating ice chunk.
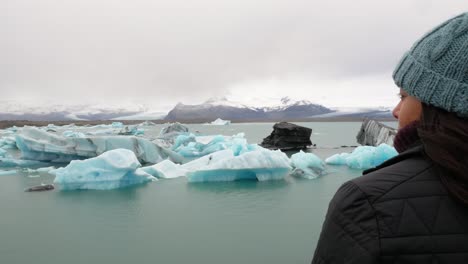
[290,150,326,179]
[209,118,231,125]
[140,160,187,179]
[52,149,156,190]
[62,131,86,138]
[138,121,156,126]
[85,129,116,136]
[24,166,56,173]
[0,158,49,168]
[187,149,292,182]
[0,170,17,176]
[325,144,398,170]
[118,126,144,136]
[159,123,189,136]
[15,127,180,164]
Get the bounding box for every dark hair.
[418,104,468,206]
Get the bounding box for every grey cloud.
[1,0,466,105]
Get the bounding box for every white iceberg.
[187,149,292,182]
[209,118,231,125]
[52,149,156,190]
[290,150,326,179]
[325,144,398,170]
[15,127,183,164]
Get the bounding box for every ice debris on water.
[325,144,398,170]
[52,149,156,190]
[290,150,326,179]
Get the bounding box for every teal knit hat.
[393,13,468,117]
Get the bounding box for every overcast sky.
[1,0,466,111]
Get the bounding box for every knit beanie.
[393,13,468,117]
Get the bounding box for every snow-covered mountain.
[0,100,165,121]
[164,97,334,121]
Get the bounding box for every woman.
[312,13,468,263]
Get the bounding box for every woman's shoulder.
[350,149,445,205]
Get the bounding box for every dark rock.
[356,118,397,146]
[260,122,312,150]
[25,184,54,192]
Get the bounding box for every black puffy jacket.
[312,144,468,263]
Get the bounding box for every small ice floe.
[290,150,326,179]
[325,144,398,170]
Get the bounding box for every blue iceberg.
[325,144,398,170]
[187,149,292,182]
[290,150,326,179]
[52,149,156,190]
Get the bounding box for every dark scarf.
[393,120,420,153]
[417,105,468,206]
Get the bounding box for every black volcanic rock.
[260,122,313,150]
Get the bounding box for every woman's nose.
[392,105,400,119]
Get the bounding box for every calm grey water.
[0,122,396,264]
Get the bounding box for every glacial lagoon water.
[0,122,396,264]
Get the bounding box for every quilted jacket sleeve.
[312,181,380,264]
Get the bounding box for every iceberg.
[209,118,231,125]
[172,133,259,160]
[290,150,326,179]
[15,127,183,164]
[52,149,156,190]
[0,148,7,158]
[325,144,398,170]
[356,119,397,146]
[187,149,292,182]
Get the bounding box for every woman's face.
[392,89,423,129]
